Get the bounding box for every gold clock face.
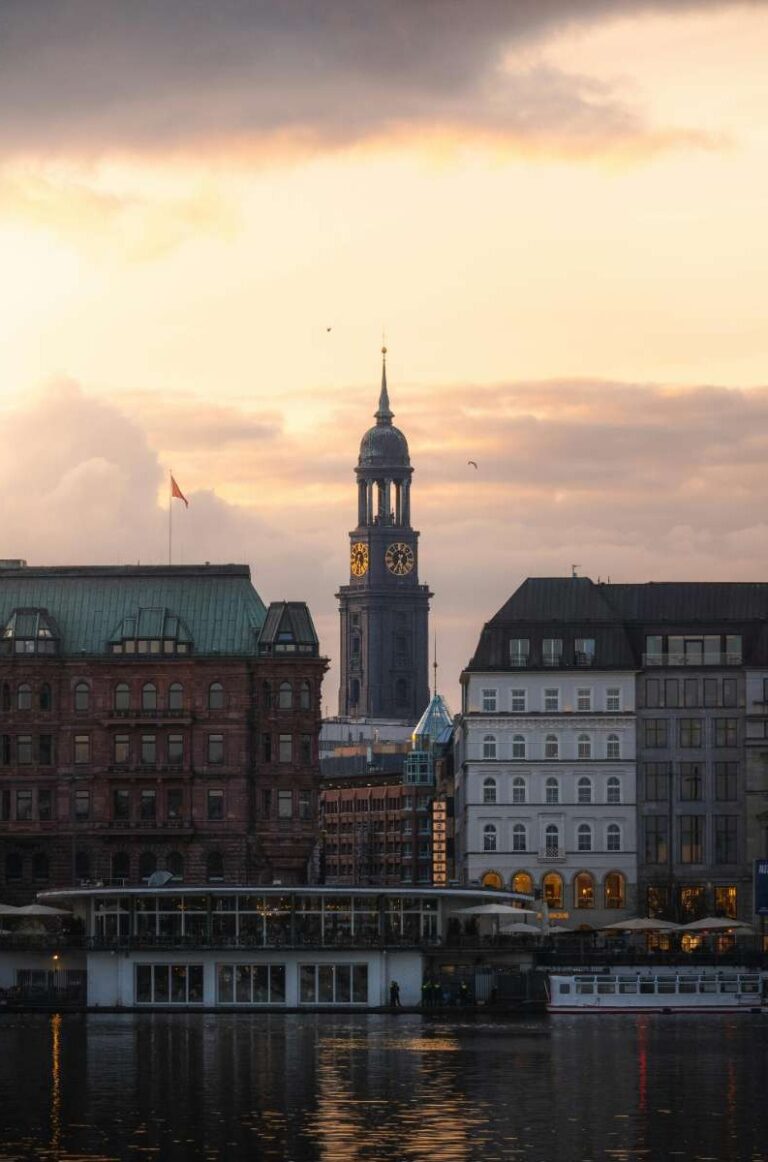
[385,542,415,576]
[350,541,369,577]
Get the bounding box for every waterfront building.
[336,350,431,721]
[0,562,326,900]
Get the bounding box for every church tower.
[337,350,431,720]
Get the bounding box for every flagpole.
[168,469,172,565]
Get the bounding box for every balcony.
[643,652,743,667]
[538,846,567,863]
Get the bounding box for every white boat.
[547,970,766,1014]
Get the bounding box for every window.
[606,734,620,760]
[605,872,625,909]
[207,790,224,820]
[300,680,312,710]
[644,719,668,748]
[74,735,90,764]
[394,678,408,707]
[142,683,157,712]
[679,718,702,748]
[511,689,526,712]
[167,789,183,819]
[715,816,738,864]
[577,777,592,805]
[278,681,293,710]
[114,734,130,764]
[16,789,33,821]
[481,688,497,712]
[679,763,702,801]
[0,790,9,821]
[207,734,224,764]
[704,678,719,708]
[218,963,286,1005]
[715,761,738,801]
[168,683,184,711]
[644,679,661,708]
[74,789,90,821]
[574,871,594,909]
[0,735,9,765]
[16,735,32,765]
[114,683,130,711]
[577,688,592,712]
[544,823,560,856]
[141,734,157,765]
[38,790,52,821]
[278,790,293,819]
[75,850,90,881]
[726,634,742,663]
[544,688,559,712]
[208,682,224,710]
[605,687,621,712]
[279,734,293,763]
[483,824,497,852]
[39,684,52,711]
[33,852,49,881]
[5,852,22,881]
[17,684,32,711]
[577,733,592,760]
[262,734,272,763]
[482,777,497,804]
[543,871,563,907]
[113,789,130,821]
[715,885,738,919]
[665,679,679,708]
[140,790,156,821]
[606,776,621,805]
[299,790,313,820]
[684,678,699,708]
[644,762,670,801]
[166,852,184,881]
[512,871,533,895]
[299,963,368,1005]
[300,734,312,764]
[644,816,668,864]
[544,735,559,760]
[167,734,183,764]
[574,638,595,667]
[512,776,526,804]
[722,678,738,708]
[510,638,529,666]
[577,824,592,852]
[135,964,203,1005]
[0,684,10,712]
[545,776,559,805]
[512,823,527,852]
[606,824,621,852]
[482,734,496,760]
[714,718,738,748]
[511,734,526,760]
[206,852,224,882]
[680,815,704,864]
[543,639,563,667]
[39,735,53,765]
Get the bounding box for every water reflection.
[0,1014,766,1160]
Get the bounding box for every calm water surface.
[0,1011,766,1161]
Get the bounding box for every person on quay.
[389,980,401,1008]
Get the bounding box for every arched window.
[512,871,533,895]
[577,776,592,805]
[139,851,157,880]
[577,733,592,760]
[262,681,272,709]
[32,852,50,881]
[1,683,10,712]
[606,824,621,852]
[141,683,157,711]
[544,734,559,760]
[512,823,527,852]
[577,823,593,852]
[114,683,130,711]
[545,776,559,805]
[481,870,503,889]
[300,680,312,710]
[574,871,595,909]
[512,776,526,805]
[112,852,130,882]
[75,850,90,881]
[544,823,560,856]
[483,824,497,852]
[512,734,526,759]
[482,777,497,804]
[543,871,563,909]
[605,871,626,908]
[5,852,22,881]
[39,683,52,711]
[278,681,293,710]
[168,682,184,711]
[482,734,497,760]
[206,851,224,882]
[395,678,409,707]
[166,851,184,881]
[606,733,620,760]
[606,776,621,804]
[74,682,90,712]
[17,684,32,711]
[208,682,225,710]
[349,678,360,706]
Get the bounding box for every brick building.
[0,562,326,901]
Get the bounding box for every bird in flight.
[468,460,478,469]
[326,326,332,332]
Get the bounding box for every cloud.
[0,0,738,160]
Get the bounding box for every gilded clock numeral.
[385,542,414,576]
[350,542,369,577]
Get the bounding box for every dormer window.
[1,609,59,655]
[109,608,192,655]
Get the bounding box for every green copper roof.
[0,564,267,656]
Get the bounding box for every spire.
[433,634,438,697]
[375,345,394,425]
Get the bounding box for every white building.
[455,578,638,926]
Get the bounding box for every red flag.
[170,475,188,507]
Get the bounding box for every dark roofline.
[0,564,251,580]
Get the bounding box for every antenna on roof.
[571,564,580,578]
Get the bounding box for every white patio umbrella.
[601,917,681,932]
[453,904,538,917]
[680,917,754,932]
[13,903,70,916]
[0,904,20,915]
[499,922,544,937]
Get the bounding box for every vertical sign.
[432,799,447,886]
[754,859,768,915]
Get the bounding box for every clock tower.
[337,350,431,719]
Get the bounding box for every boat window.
[639,980,656,993]
[558,983,571,994]
[597,981,616,994]
[575,982,594,995]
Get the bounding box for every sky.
[1,0,767,713]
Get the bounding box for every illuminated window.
[604,871,625,909]
[543,871,563,908]
[574,871,594,909]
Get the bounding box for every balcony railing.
[643,652,743,667]
[538,846,567,863]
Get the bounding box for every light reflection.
[50,1012,62,1155]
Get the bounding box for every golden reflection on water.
[50,1012,62,1155]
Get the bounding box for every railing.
[538,847,567,862]
[643,652,743,667]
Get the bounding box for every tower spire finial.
[433,634,438,697]
[375,344,393,425]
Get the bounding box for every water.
[0,1012,766,1161]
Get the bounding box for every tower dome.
[358,347,410,467]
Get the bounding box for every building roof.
[0,563,267,656]
[412,692,453,749]
[258,601,319,656]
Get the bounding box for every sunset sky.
[2,0,768,710]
